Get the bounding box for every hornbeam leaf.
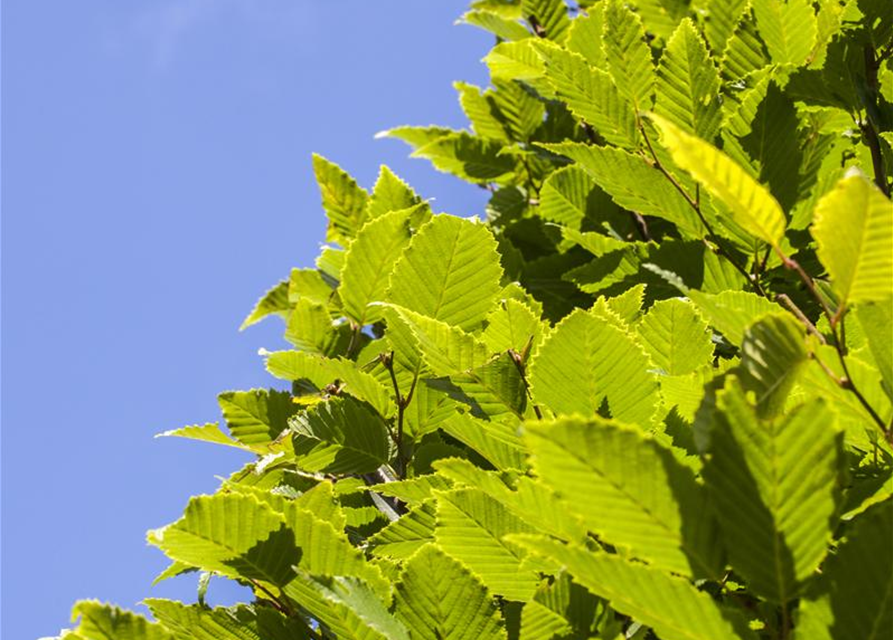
[155,423,249,452]
[377,125,457,150]
[566,6,606,67]
[856,299,893,398]
[519,573,600,640]
[366,165,423,221]
[218,389,298,448]
[289,396,390,475]
[240,280,289,331]
[339,208,416,326]
[656,18,723,141]
[69,601,172,640]
[525,416,724,578]
[537,165,621,232]
[704,0,748,54]
[282,575,409,640]
[649,113,787,248]
[796,500,893,640]
[367,500,437,559]
[456,82,512,142]
[812,173,893,308]
[145,600,305,640]
[393,545,507,640]
[704,379,844,604]
[312,154,369,246]
[440,412,527,471]
[521,0,570,42]
[411,133,516,184]
[263,350,393,417]
[737,312,808,418]
[603,0,656,111]
[751,0,817,67]
[460,10,533,41]
[528,308,659,426]
[537,45,639,148]
[636,298,714,376]
[481,298,547,355]
[484,41,549,89]
[434,488,540,602]
[149,493,299,586]
[686,289,782,346]
[384,305,492,376]
[511,537,757,640]
[388,215,503,332]
[720,9,771,81]
[542,142,704,238]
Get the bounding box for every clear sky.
[1,2,491,637]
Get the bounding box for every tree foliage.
[51,1,893,639]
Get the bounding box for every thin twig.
[382,351,411,478]
[250,579,293,616]
[775,294,826,344]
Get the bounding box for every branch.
[382,351,411,478]
[782,256,889,439]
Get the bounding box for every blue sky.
[1,2,491,636]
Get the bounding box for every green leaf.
[525,416,724,578]
[602,0,656,111]
[283,575,409,640]
[519,573,601,640]
[460,10,533,41]
[796,500,893,640]
[737,312,808,418]
[703,379,844,603]
[440,412,527,471]
[367,500,437,559]
[484,41,549,90]
[388,215,503,331]
[566,6,606,67]
[636,298,715,376]
[704,0,748,54]
[537,45,639,148]
[394,544,507,640]
[218,389,298,448]
[649,113,787,248]
[312,154,369,245]
[537,165,619,232]
[284,297,344,355]
[686,289,782,346]
[720,9,771,81]
[240,280,289,331]
[542,142,705,238]
[812,173,893,308]
[145,600,308,640]
[290,397,390,475]
[529,308,659,425]
[69,601,172,640]
[366,165,423,220]
[339,207,417,326]
[434,488,540,602]
[656,18,723,141]
[456,82,511,142]
[751,0,817,67]
[521,0,570,41]
[288,267,334,306]
[856,299,893,399]
[149,492,298,585]
[481,298,547,355]
[512,537,757,640]
[411,133,516,184]
[385,305,492,377]
[155,422,246,451]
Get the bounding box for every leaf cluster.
[52,1,893,640]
